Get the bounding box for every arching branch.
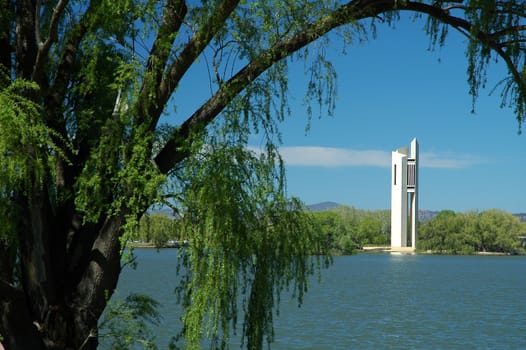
[153,0,401,173]
[154,0,526,173]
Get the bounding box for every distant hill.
[307,202,341,211]
[306,203,440,222]
[418,210,439,223]
[152,202,526,223]
[419,211,526,223]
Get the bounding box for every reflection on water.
[105,251,526,349]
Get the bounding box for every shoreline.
[128,243,518,256]
[362,246,415,254]
[360,246,515,256]
[127,242,184,249]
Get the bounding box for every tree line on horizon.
[130,213,186,248]
[310,206,390,254]
[417,209,526,254]
[311,206,526,255]
[134,206,526,255]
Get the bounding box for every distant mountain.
[418,210,439,223]
[307,202,342,211]
[513,213,526,222]
[306,203,440,222]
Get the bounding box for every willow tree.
[1,0,525,349]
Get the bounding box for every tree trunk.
[0,197,124,350]
[0,282,42,350]
[0,291,99,350]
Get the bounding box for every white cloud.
[279,146,391,167]
[419,152,488,169]
[263,146,489,169]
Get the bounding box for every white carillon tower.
[391,138,419,250]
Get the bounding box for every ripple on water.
[106,252,526,349]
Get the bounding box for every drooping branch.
[400,1,526,122]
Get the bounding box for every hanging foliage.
[171,128,330,350]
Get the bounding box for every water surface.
[108,251,526,349]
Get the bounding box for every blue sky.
[172,15,526,213]
[274,18,526,213]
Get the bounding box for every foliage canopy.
[418,209,526,254]
[1,0,526,349]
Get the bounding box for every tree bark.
[0,0,12,74]
[1,214,123,350]
[0,282,43,350]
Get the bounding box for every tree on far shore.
[132,213,180,247]
[2,0,526,349]
[418,209,526,254]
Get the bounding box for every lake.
[104,250,526,349]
